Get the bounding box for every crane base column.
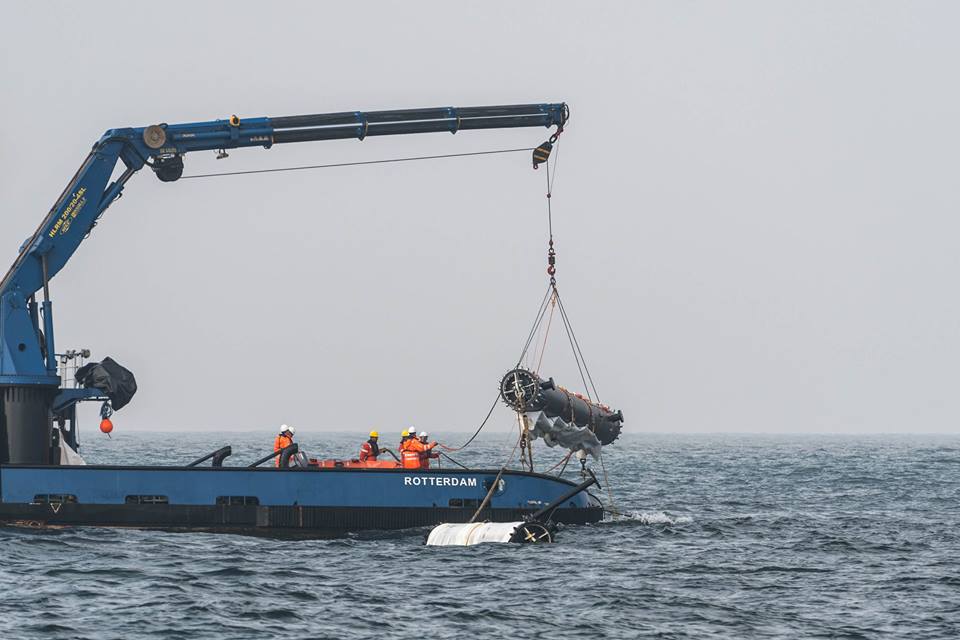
[0,385,56,464]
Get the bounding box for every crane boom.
[0,103,567,386]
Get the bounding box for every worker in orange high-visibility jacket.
[407,431,439,469]
[273,424,295,467]
[399,429,420,468]
[398,429,413,452]
[359,430,380,462]
[419,431,441,468]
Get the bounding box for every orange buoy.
[99,418,114,434]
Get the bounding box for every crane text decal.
[404,476,477,487]
[50,187,87,237]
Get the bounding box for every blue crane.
[0,103,568,463]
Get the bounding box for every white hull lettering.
[403,476,478,487]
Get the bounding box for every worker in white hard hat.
[273,424,296,468]
[408,431,439,469]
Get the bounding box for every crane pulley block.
[533,140,553,169]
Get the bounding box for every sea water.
[0,431,957,639]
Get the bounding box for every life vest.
[407,439,426,453]
[359,439,379,462]
[407,439,438,469]
[274,434,293,467]
[401,450,421,469]
[423,450,441,469]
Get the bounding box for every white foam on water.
[616,511,694,525]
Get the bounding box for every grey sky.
[2,2,958,435]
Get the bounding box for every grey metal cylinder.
[0,385,55,464]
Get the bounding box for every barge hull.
[0,503,603,537]
[0,465,603,536]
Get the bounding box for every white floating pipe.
[426,522,525,546]
[425,521,555,546]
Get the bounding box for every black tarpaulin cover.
[75,357,138,410]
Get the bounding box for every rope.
[180,147,535,180]
[555,293,600,402]
[553,286,592,401]
[468,434,522,523]
[546,159,555,241]
[557,451,573,477]
[540,147,596,399]
[545,155,557,287]
[439,395,497,452]
[526,315,541,371]
[540,145,614,501]
[598,451,617,521]
[524,284,553,370]
[541,143,601,403]
[447,146,564,454]
[518,283,556,362]
[544,449,573,475]
[534,291,557,374]
[542,137,616,515]
[439,451,470,470]
[549,141,562,198]
[441,282,553,453]
[518,411,534,472]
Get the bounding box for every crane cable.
[180,147,534,180]
[541,143,600,401]
[412,134,616,519]
[439,282,553,452]
[532,293,557,374]
[445,138,603,453]
[441,129,605,475]
[181,141,548,456]
[439,128,565,453]
[541,147,618,518]
[179,135,613,505]
[181,140,543,456]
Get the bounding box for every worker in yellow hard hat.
[398,429,413,452]
[359,430,380,462]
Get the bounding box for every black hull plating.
[0,503,604,538]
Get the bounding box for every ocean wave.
[6,432,958,639]
[614,511,693,525]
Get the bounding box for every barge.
[0,101,621,536]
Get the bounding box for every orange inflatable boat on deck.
[310,458,401,469]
